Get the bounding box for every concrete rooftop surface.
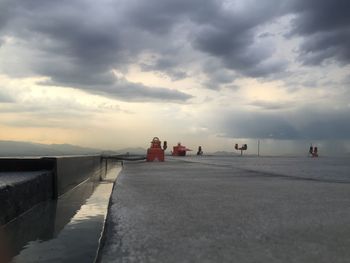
[98,156,350,263]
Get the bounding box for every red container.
[146,137,165,162]
[172,143,191,156]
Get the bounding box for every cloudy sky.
[0,0,349,155]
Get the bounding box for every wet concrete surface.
[0,165,121,263]
[0,155,110,225]
[99,157,350,263]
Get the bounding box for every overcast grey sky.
[0,0,349,154]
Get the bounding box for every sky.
[0,0,349,155]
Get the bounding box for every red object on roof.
[172,143,191,156]
[147,137,166,162]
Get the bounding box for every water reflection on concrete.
[0,165,121,263]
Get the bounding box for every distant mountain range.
[0,140,146,157]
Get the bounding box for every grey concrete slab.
[99,157,350,263]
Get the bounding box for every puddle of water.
[0,165,121,263]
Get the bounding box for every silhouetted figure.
[197,146,203,156]
[309,145,318,157]
[309,146,313,155]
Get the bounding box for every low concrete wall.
[0,156,119,225]
[0,158,55,172]
[0,171,53,225]
[53,155,104,197]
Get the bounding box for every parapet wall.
[53,155,105,197]
[0,170,53,225]
[0,156,118,225]
[0,158,56,172]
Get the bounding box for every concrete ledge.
[0,158,55,172]
[0,156,117,225]
[0,171,53,225]
[53,155,104,197]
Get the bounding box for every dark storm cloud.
[1,0,349,99]
[0,0,192,102]
[130,0,350,74]
[38,66,117,88]
[218,107,350,140]
[190,0,350,73]
[191,0,288,78]
[294,109,350,140]
[220,112,299,139]
[290,0,350,35]
[0,0,12,31]
[141,57,188,81]
[103,79,193,102]
[289,0,350,65]
[258,32,276,38]
[0,0,290,91]
[41,74,192,103]
[201,62,237,90]
[12,0,126,72]
[124,0,220,35]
